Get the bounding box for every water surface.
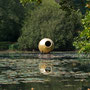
[0,52,90,90]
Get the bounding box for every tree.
[18,2,82,51]
[20,0,42,5]
[73,11,90,53]
[0,0,24,42]
[59,0,74,11]
[73,0,86,14]
[59,0,87,14]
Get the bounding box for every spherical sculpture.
[38,38,54,53]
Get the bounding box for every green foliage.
[73,0,86,14]
[20,0,42,5]
[59,0,74,11]
[73,11,90,53]
[59,0,87,14]
[9,43,19,50]
[0,42,12,50]
[18,4,82,50]
[0,0,24,42]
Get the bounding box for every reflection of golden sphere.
[38,38,54,53]
[39,62,52,74]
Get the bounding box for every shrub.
[18,4,82,51]
[0,42,12,50]
[9,43,19,50]
[73,11,90,53]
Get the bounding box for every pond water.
[0,52,90,90]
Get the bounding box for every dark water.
[0,52,90,90]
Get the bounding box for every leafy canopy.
[73,11,90,53]
[18,3,82,50]
[0,0,24,41]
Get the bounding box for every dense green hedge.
[18,3,82,51]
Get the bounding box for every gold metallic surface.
[38,38,54,53]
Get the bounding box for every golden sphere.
[38,38,54,53]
